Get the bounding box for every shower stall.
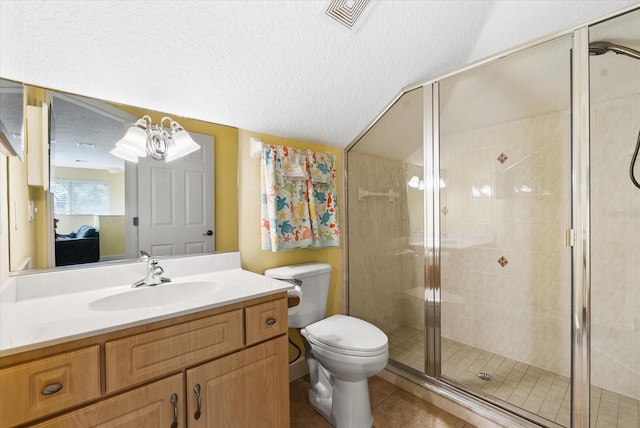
[346,7,639,428]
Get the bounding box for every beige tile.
[372,389,469,428]
[369,375,399,408]
[450,402,484,427]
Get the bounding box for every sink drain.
[477,372,493,381]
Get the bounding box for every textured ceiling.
[0,0,637,149]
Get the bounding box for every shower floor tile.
[386,325,640,428]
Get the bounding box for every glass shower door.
[437,35,573,427]
[347,87,427,374]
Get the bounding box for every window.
[52,179,110,215]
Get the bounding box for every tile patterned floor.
[387,325,640,428]
[290,375,475,428]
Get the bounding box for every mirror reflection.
[50,93,131,266]
[4,84,239,273]
[0,79,24,160]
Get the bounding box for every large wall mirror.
[3,80,239,274]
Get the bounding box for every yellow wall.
[237,130,344,360]
[99,215,126,257]
[7,154,40,270]
[116,105,239,253]
[54,167,125,215]
[5,85,51,271]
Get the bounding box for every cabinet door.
[186,336,289,428]
[32,374,184,428]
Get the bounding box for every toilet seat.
[303,315,388,357]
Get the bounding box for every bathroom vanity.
[0,253,292,427]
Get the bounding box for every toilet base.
[308,366,374,428]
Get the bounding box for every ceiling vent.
[323,0,374,32]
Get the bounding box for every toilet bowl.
[265,264,388,428]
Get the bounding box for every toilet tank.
[264,263,332,328]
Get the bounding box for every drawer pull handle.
[41,383,63,395]
[170,393,179,428]
[193,383,202,420]
[266,317,277,326]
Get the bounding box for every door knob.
[203,230,213,236]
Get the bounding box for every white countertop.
[0,253,292,357]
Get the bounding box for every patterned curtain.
[260,145,339,252]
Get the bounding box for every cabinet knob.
[266,317,277,326]
[41,383,63,395]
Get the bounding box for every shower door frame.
[420,28,592,428]
[423,82,441,379]
[570,26,590,428]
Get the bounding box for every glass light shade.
[166,126,200,162]
[116,125,148,157]
[110,145,139,163]
[408,175,420,188]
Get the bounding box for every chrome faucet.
[132,250,171,288]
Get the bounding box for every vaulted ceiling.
[0,1,637,149]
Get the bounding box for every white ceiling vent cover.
[323,0,374,32]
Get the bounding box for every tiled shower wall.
[348,152,416,332]
[591,91,640,400]
[439,110,573,378]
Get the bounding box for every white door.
[137,133,214,257]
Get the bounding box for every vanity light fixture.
[111,115,200,163]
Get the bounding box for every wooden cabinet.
[186,336,289,427]
[0,293,288,428]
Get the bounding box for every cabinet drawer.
[105,309,243,393]
[0,346,100,428]
[31,374,184,428]
[245,298,287,346]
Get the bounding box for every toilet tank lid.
[264,263,332,280]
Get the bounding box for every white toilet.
[265,263,388,428]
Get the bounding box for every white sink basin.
[88,282,223,311]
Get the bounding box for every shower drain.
[477,372,493,381]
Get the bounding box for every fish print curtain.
[260,144,340,251]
